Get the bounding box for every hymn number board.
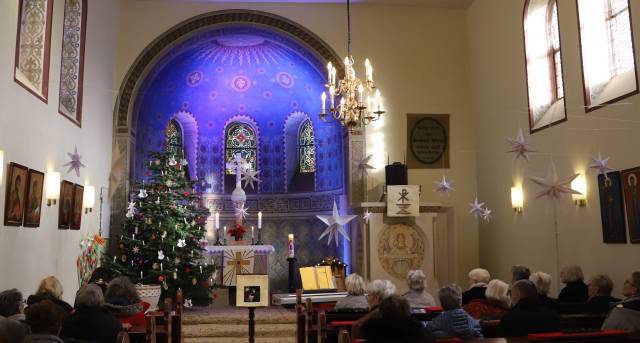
[407,114,450,169]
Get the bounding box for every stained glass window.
[299,120,315,173]
[225,122,257,174]
[166,119,182,156]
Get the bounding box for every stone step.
[183,323,296,338]
[184,337,295,343]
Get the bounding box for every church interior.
[1,0,639,342]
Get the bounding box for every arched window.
[225,122,257,174]
[299,120,316,173]
[165,119,183,156]
[577,0,637,110]
[523,0,567,133]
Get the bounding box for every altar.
[204,245,275,286]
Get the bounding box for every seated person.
[530,271,556,308]
[464,279,510,320]
[361,295,428,343]
[0,288,29,335]
[587,274,620,314]
[602,271,640,332]
[558,264,589,303]
[511,265,531,285]
[27,276,73,313]
[402,270,436,309]
[87,267,114,296]
[499,279,561,336]
[104,276,149,327]
[425,284,483,339]
[0,315,26,343]
[462,268,490,305]
[23,300,67,343]
[60,284,122,343]
[351,280,396,339]
[334,273,368,311]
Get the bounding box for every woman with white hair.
[351,279,396,339]
[530,271,556,308]
[334,273,369,310]
[26,276,73,313]
[462,268,490,305]
[558,265,588,303]
[60,284,122,343]
[402,270,436,308]
[463,279,510,320]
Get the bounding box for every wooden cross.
[227,251,251,274]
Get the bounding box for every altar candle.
[215,212,220,229]
[288,234,295,258]
[258,212,262,229]
[251,226,255,239]
[140,271,143,279]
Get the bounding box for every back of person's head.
[379,294,411,322]
[406,270,426,292]
[511,265,531,283]
[89,267,114,285]
[438,284,462,311]
[345,273,366,296]
[624,271,640,298]
[367,280,396,302]
[25,300,66,335]
[560,265,584,284]
[485,279,510,307]
[75,284,104,308]
[589,274,613,297]
[0,288,23,317]
[105,276,140,303]
[529,272,552,296]
[37,276,64,299]
[468,268,491,285]
[512,279,538,305]
[0,316,25,343]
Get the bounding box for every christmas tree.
[104,125,215,301]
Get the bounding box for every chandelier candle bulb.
[331,67,336,86]
[365,58,373,82]
[358,84,364,105]
[288,234,295,258]
[327,62,332,82]
[321,92,326,114]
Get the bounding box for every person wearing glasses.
[602,272,640,332]
[0,288,30,336]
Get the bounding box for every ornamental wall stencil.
[58,0,88,125]
[14,0,54,102]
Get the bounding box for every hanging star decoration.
[177,239,186,248]
[353,154,375,177]
[362,209,372,224]
[64,146,86,177]
[157,250,165,260]
[507,128,535,162]
[138,189,148,199]
[236,204,249,220]
[126,202,136,218]
[434,175,455,195]
[589,153,612,175]
[468,197,485,218]
[480,207,493,222]
[241,169,260,190]
[132,246,140,254]
[316,201,357,247]
[528,162,581,199]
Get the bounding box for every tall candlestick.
[251,226,255,239]
[288,234,295,258]
[258,212,262,229]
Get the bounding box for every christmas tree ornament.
[175,257,181,264]
[163,281,168,290]
[126,202,136,218]
[155,197,160,204]
[507,128,535,162]
[317,201,357,246]
[589,153,612,175]
[434,175,455,195]
[151,233,157,240]
[192,278,197,286]
[152,262,159,270]
[528,162,581,199]
[353,154,375,177]
[138,189,148,199]
[158,250,165,260]
[120,255,127,262]
[132,246,140,254]
[168,156,177,166]
[145,217,152,225]
[158,275,165,282]
[119,243,125,250]
[177,239,186,248]
[155,159,161,166]
[180,158,188,166]
[173,271,178,279]
[469,197,485,218]
[64,146,86,177]
[161,231,167,239]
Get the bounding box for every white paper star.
[507,128,535,162]
[158,250,165,260]
[469,197,485,218]
[362,209,372,224]
[434,175,455,195]
[480,207,493,222]
[168,156,177,166]
[316,201,357,246]
[528,162,581,199]
[353,154,375,177]
[138,189,148,199]
[241,169,260,190]
[126,201,136,218]
[589,153,612,175]
[177,239,186,248]
[132,246,140,254]
[64,146,86,177]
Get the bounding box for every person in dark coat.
[558,265,589,303]
[352,280,396,339]
[462,268,490,305]
[361,295,429,343]
[499,279,561,337]
[60,284,122,343]
[0,288,30,336]
[23,300,67,343]
[26,276,73,313]
[587,274,620,314]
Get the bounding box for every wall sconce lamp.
[571,174,587,207]
[45,171,61,206]
[0,150,4,186]
[511,186,524,213]
[83,185,96,213]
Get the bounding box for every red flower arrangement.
[227,224,246,241]
[183,191,190,197]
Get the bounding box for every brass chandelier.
[319,0,385,130]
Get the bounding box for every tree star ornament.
[469,197,485,218]
[589,153,612,175]
[528,162,581,199]
[506,128,535,162]
[434,175,455,195]
[316,201,357,247]
[132,246,140,254]
[362,209,372,224]
[480,207,493,222]
[64,146,86,177]
[241,169,260,190]
[353,154,375,177]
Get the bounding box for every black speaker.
[385,162,408,186]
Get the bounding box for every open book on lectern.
[299,265,337,292]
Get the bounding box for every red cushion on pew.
[315,303,335,311]
[329,321,357,327]
[426,306,443,312]
[352,339,366,343]
[527,329,628,341]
